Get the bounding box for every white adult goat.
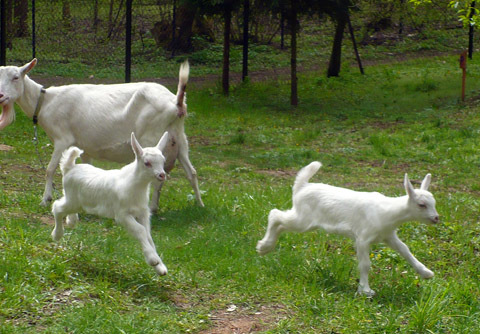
[257,161,439,296]
[0,59,203,211]
[52,132,169,275]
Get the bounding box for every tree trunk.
[93,0,99,33]
[63,0,71,29]
[347,13,364,75]
[169,3,196,53]
[108,0,114,31]
[222,5,232,96]
[327,16,347,77]
[5,0,13,49]
[290,1,298,106]
[242,0,249,81]
[280,6,285,50]
[14,0,28,37]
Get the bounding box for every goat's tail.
[176,60,189,107]
[60,147,83,175]
[293,161,322,195]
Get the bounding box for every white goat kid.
[257,161,439,296]
[0,59,203,211]
[51,132,169,275]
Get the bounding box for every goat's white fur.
[257,161,439,296]
[0,59,204,211]
[52,132,169,275]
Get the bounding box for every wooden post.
[460,50,467,101]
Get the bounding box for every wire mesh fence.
[1,0,187,81]
[1,0,465,82]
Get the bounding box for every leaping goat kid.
[257,162,439,296]
[52,132,170,275]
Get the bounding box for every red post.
[460,50,467,101]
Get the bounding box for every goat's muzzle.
[430,215,440,224]
[156,172,166,181]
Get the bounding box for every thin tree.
[242,0,249,81]
[290,0,298,106]
[14,0,28,37]
[222,3,232,95]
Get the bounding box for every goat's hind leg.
[356,240,375,297]
[176,133,204,207]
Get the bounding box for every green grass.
[1,54,480,333]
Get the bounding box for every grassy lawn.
[1,54,480,333]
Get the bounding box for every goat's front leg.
[257,209,286,255]
[137,211,156,249]
[356,240,375,297]
[385,232,434,279]
[117,214,167,275]
[51,197,68,241]
[41,145,65,206]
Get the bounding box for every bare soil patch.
[256,169,297,178]
[199,304,289,334]
[0,144,14,151]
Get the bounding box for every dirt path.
[31,50,461,89]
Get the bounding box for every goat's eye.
[12,76,19,81]
[418,203,427,209]
[144,161,152,168]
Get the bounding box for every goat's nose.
[158,172,166,180]
[433,215,440,223]
[0,93,3,98]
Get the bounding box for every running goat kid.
[51,132,170,275]
[257,162,439,296]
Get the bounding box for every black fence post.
[125,0,132,83]
[468,1,475,59]
[32,0,36,59]
[0,0,6,66]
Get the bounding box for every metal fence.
[1,0,183,80]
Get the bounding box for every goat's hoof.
[420,269,434,279]
[40,197,52,207]
[357,288,376,297]
[51,229,63,241]
[66,214,79,227]
[256,241,274,256]
[154,263,168,276]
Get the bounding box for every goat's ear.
[404,173,416,198]
[131,132,143,157]
[20,58,37,75]
[156,131,169,152]
[420,173,431,191]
